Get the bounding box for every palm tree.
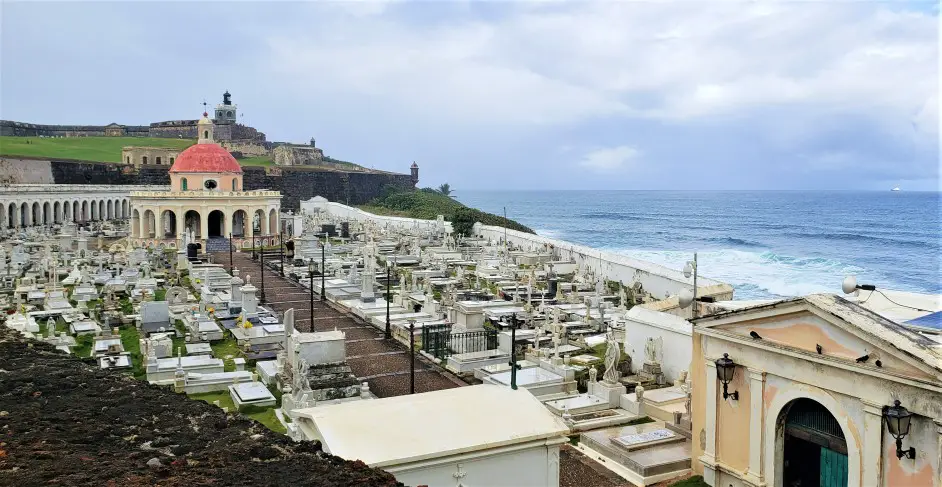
[437,183,454,197]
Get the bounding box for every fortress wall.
[222,141,271,157]
[0,159,413,209]
[0,158,55,184]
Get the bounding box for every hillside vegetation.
[0,136,194,162]
[361,188,534,236]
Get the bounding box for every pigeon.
[749,330,762,340]
[856,354,870,363]
[816,344,823,354]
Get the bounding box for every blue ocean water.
[456,191,942,300]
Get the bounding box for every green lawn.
[236,156,274,167]
[210,336,244,372]
[0,136,194,163]
[189,391,287,434]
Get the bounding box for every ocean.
[456,191,941,300]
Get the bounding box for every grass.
[236,156,275,167]
[0,136,194,163]
[668,476,710,487]
[360,188,535,235]
[189,391,287,434]
[72,335,94,358]
[210,336,243,372]
[119,325,146,379]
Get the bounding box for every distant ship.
[892,186,901,192]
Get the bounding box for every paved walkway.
[218,252,464,398]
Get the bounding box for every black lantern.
[714,353,739,400]
[884,400,917,459]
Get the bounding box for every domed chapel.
[129,113,282,250]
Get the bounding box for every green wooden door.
[819,447,848,487]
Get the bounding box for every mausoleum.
[128,113,281,250]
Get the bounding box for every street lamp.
[884,399,917,459]
[308,258,316,329]
[256,234,266,303]
[714,353,739,400]
[279,230,285,277]
[679,253,698,318]
[320,232,326,302]
[408,319,416,394]
[228,232,233,271]
[385,261,395,339]
[508,313,523,390]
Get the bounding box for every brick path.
[218,251,464,397]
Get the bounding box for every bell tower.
[197,113,214,144]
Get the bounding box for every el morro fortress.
[0,91,417,209]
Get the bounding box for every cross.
[202,99,208,113]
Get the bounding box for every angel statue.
[602,326,621,385]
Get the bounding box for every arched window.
[126,156,130,164]
[181,177,188,191]
[203,130,209,139]
[170,157,175,164]
[142,156,148,165]
[156,157,162,165]
[232,178,239,191]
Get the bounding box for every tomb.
[229,381,277,410]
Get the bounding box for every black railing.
[421,324,498,359]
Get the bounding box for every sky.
[1,1,939,191]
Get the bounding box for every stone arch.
[53,201,61,223]
[74,201,81,222]
[42,201,51,225]
[62,201,70,222]
[232,178,239,191]
[21,202,30,227]
[764,383,860,487]
[143,209,156,238]
[232,209,248,237]
[131,209,141,238]
[99,200,105,221]
[7,203,16,228]
[161,210,178,238]
[184,210,201,239]
[269,209,278,236]
[122,200,129,219]
[253,209,266,235]
[32,202,41,226]
[208,209,226,238]
[106,200,114,220]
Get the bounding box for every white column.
[702,359,718,484]
[199,206,209,241]
[745,369,766,486]
[935,419,942,487]
[861,400,884,487]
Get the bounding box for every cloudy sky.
[2,1,938,190]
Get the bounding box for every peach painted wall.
[691,331,706,474]
[882,414,940,487]
[170,173,243,192]
[716,363,752,473]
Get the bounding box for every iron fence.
[421,324,498,359]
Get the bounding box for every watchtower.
[410,162,419,186]
[214,91,237,125]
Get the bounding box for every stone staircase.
[206,237,233,253]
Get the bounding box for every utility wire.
[875,289,934,313]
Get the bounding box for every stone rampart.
[0,158,414,208]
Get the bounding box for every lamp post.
[409,319,416,394]
[320,232,326,302]
[279,230,285,277]
[508,313,522,390]
[228,232,233,271]
[257,234,266,304]
[714,353,739,400]
[308,259,315,329]
[884,400,917,459]
[251,226,257,260]
[385,262,393,339]
[679,253,698,318]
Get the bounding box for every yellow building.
[129,113,281,249]
[690,293,941,487]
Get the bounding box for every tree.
[437,183,454,197]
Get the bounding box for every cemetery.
[0,183,732,486]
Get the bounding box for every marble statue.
[644,336,662,364]
[602,327,621,384]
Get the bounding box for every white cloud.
[580,146,640,172]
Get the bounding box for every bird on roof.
[749,330,762,340]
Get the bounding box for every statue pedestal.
[639,361,665,385]
[588,379,626,407]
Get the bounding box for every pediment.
[705,307,939,382]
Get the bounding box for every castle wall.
[0,158,414,208]
[222,141,272,157]
[1,120,149,137]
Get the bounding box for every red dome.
[170,143,242,174]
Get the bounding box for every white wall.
[390,443,561,487]
[623,307,692,383]
[309,198,452,233]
